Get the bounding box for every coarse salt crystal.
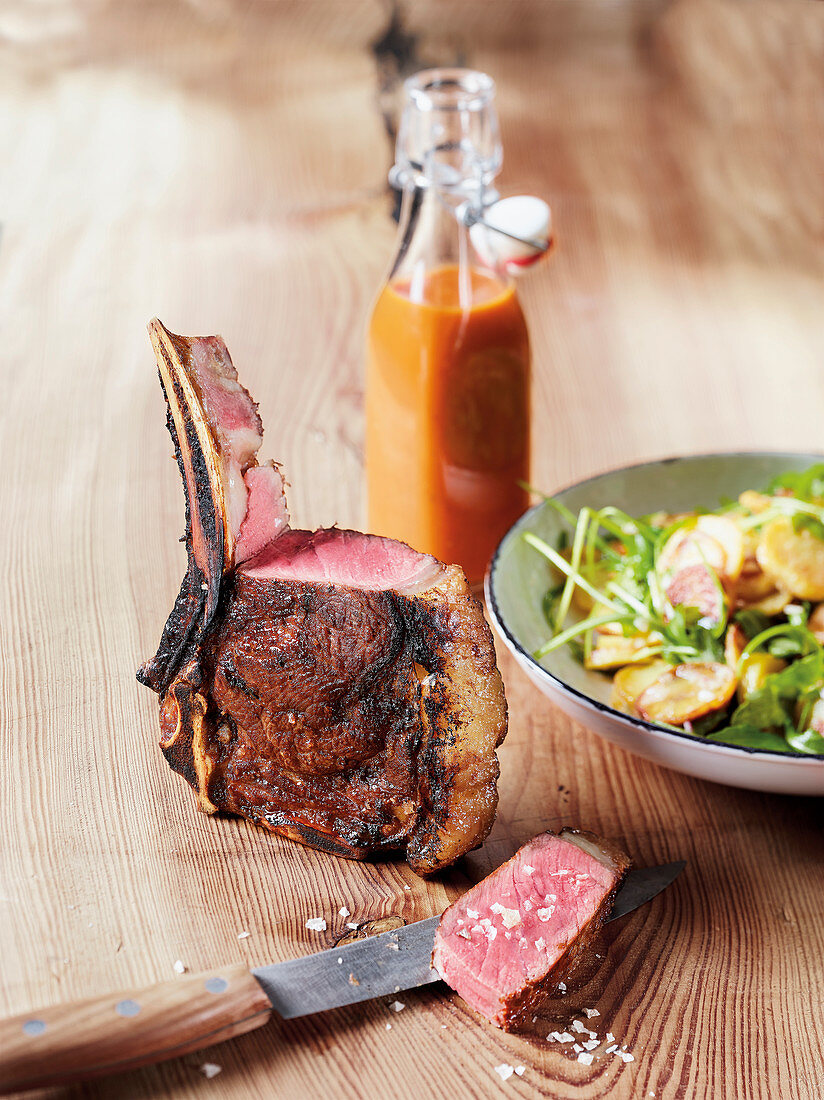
[347,922,359,930]
[486,926,497,941]
[536,907,555,922]
[466,909,479,919]
[572,1020,586,1033]
[457,928,470,939]
[403,884,411,891]
[583,1039,599,1051]
[494,1064,514,1081]
[501,908,521,929]
[173,960,186,974]
[573,1043,582,1053]
[558,982,567,992]
[605,1044,618,1054]
[523,865,535,874]
[545,894,557,903]
[617,1052,635,1063]
[523,899,532,911]
[391,1000,405,1012]
[551,869,571,877]
[515,1066,525,1076]
[200,1063,221,1078]
[557,1031,574,1042]
[584,1008,600,1018]
[386,1023,392,1030]
[237,931,251,939]
[577,1052,594,1066]
[339,907,350,918]
[490,902,505,914]
[606,1032,615,1043]
[306,917,327,932]
[534,937,546,951]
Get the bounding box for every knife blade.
[0,861,684,1094]
[252,860,686,1019]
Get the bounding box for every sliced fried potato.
[658,527,725,577]
[636,662,737,725]
[739,490,772,514]
[735,557,778,605]
[808,602,824,642]
[746,588,793,615]
[737,652,786,702]
[570,563,614,615]
[658,515,743,582]
[611,659,672,714]
[665,563,725,624]
[695,515,744,581]
[757,517,824,601]
[584,633,657,671]
[724,623,747,668]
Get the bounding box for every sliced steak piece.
[432,829,630,1028]
[138,320,507,874]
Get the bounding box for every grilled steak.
[432,829,630,1027]
[137,320,507,873]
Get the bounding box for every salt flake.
[515,1066,525,1076]
[306,917,327,932]
[237,931,251,939]
[391,1000,405,1012]
[536,906,555,922]
[347,922,359,930]
[558,982,567,992]
[523,865,535,874]
[617,1051,635,1063]
[200,1063,222,1078]
[584,1007,600,1018]
[501,908,521,929]
[173,959,186,974]
[466,909,480,919]
[339,907,350,918]
[523,899,533,911]
[577,1052,594,1066]
[572,1019,587,1033]
[534,937,546,951]
[494,1064,514,1082]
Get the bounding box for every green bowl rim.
[487,449,824,762]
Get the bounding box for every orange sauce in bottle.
[366,263,530,584]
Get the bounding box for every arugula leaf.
[792,514,824,541]
[707,725,793,752]
[786,726,824,754]
[734,609,772,640]
[766,463,824,502]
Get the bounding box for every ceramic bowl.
[486,452,824,796]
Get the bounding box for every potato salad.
[526,466,824,754]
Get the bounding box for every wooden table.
[2,1,823,1096]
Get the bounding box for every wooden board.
[1,1,823,1096]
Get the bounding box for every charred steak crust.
[155,567,506,873]
[138,320,508,873]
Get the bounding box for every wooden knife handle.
[0,964,273,1094]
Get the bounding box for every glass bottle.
[365,68,530,587]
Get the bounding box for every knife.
[0,861,684,1094]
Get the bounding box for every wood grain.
[1,1,823,1097]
